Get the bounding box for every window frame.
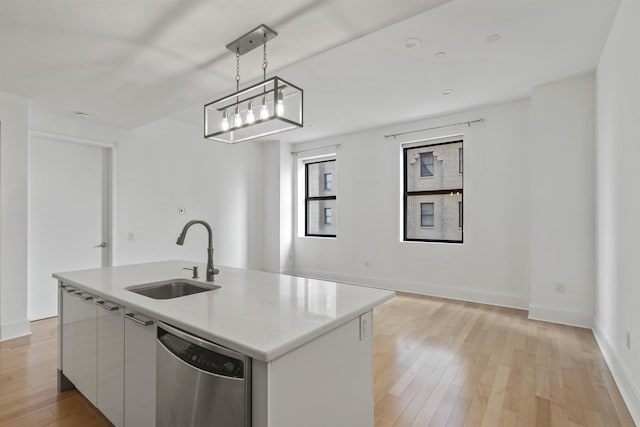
[324,207,333,225]
[305,159,337,238]
[323,172,333,191]
[420,152,435,177]
[420,202,434,227]
[403,139,464,244]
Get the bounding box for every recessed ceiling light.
[403,37,422,49]
[441,89,455,96]
[434,51,446,58]
[486,34,502,43]
[73,112,90,119]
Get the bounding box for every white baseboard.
[527,304,593,328]
[593,321,640,426]
[0,319,32,342]
[292,268,529,310]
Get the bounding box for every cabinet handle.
[66,288,77,293]
[72,292,94,301]
[96,300,120,311]
[125,312,153,326]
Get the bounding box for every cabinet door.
[62,289,97,404]
[124,310,156,427]
[97,300,124,427]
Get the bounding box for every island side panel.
[267,311,374,427]
[57,282,75,391]
[252,360,268,427]
[57,283,62,380]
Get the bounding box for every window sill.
[402,239,464,245]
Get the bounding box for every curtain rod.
[291,143,341,155]
[384,119,484,139]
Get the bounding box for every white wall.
[115,117,263,270]
[261,141,294,274]
[594,0,640,423]
[528,74,596,327]
[29,108,126,144]
[0,91,30,340]
[291,99,533,309]
[261,142,279,272]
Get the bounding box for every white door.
[28,135,110,320]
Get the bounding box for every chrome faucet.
[176,220,219,282]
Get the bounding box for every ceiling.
[0,0,621,143]
[0,0,448,128]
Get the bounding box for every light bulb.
[233,107,242,128]
[276,90,284,116]
[245,101,255,124]
[221,110,229,131]
[260,97,269,120]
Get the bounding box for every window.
[420,203,434,227]
[420,152,434,177]
[324,207,333,225]
[403,140,463,243]
[324,173,333,190]
[305,159,336,237]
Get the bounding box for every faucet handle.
[183,266,199,279]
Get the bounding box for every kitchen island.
[54,260,394,427]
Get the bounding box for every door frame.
[28,130,117,266]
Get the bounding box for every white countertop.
[53,261,394,361]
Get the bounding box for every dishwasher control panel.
[158,328,245,378]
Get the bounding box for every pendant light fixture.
[204,25,304,144]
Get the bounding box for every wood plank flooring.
[0,317,109,426]
[0,293,634,426]
[373,293,634,427]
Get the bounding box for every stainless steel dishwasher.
[156,322,251,427]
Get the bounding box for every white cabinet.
[259,313,374,427]
[61,287,97,404]
[96,300,124,427]
[124,310,156,427]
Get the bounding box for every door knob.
[94,242,108,248]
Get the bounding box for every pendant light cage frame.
[205,76,303,144]
[204,24,304,144]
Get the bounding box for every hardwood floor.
[0,293,634,426]
[0,318,109,426]
[373,293,634,427]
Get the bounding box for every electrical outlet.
[554,283,565,294]
[364,260,370,268]
[359,312,371,341]
[128,232,135,241]
[626,331,631,350]
[178,207,187,215]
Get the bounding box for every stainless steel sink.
[127,279,220,300]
